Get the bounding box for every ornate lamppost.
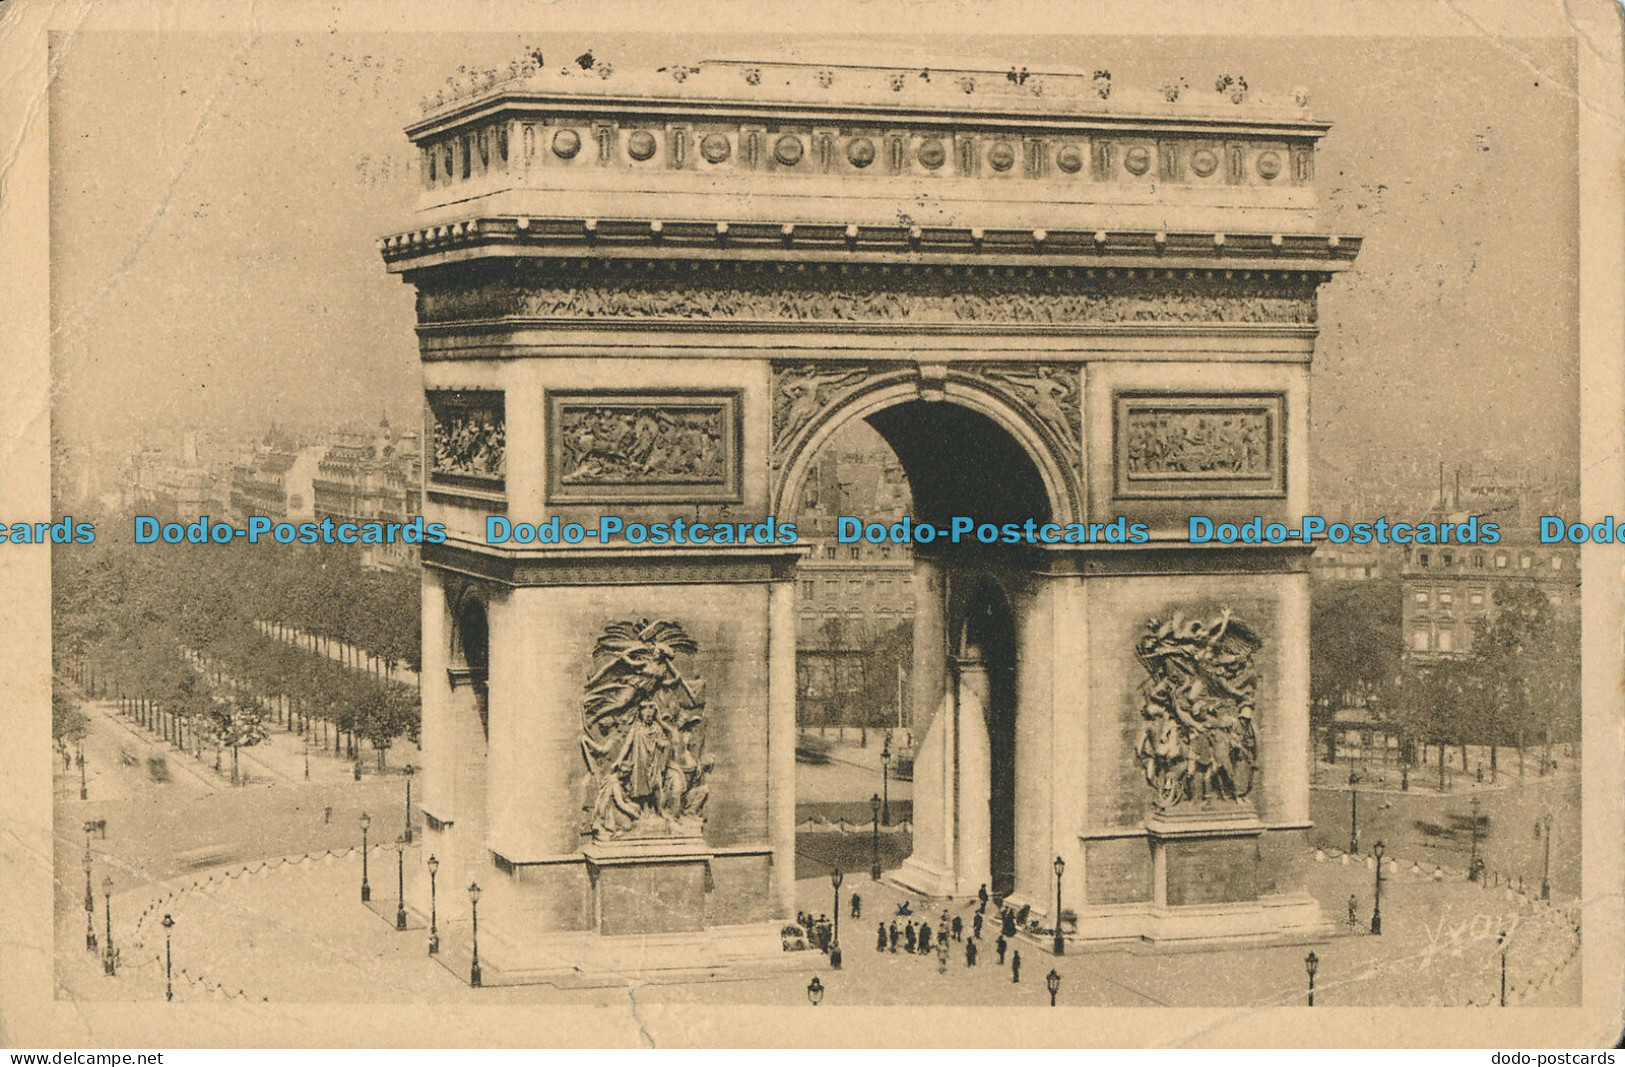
[1046,968,1061,1007]
[101,875,115,976]
[402,764,415,843]
[829,868,843,970]
[394,837,408,931]
[1052,855,1066,956]
[1305,950,1318,1006]
[78,743,87,800]
[82,845,96,952]
[1468,795,1482,881]
[1498,928,1508,1006]
[870,793,882,881]
[879,735,891,826]
[468,881,483,987]
[1370,840,1385,935]
[427,854,440,955]
[806,976,824,1005]
[1347,767,1359,854]
[1541,813,1552,902]
[162,913,174,1001]
[359,811,372,902]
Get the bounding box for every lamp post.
[806,976,824,1005]
[870,793,882,881]
[1498,928,1508,1006]
[403,765,415,843]
[1305,950,1318,1006]
[359,812,371,902]
[162,914,174,1001]
[1370,840,1385,935]
[394,837,408,931]
[1541,813,1552,902]
[82,846,97,952]
[1348,767,1359,854]
[1468,795,1482,881]
[303,740,310,781]
[1052,855,1066,956]
[1046,968,1061,1007]
[880,735,891,826]
[829,868,843,970]
[427,854,440,955]
[468,881,482,987]
[78,744,87,800]
[102,875,115,976]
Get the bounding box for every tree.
[52,688,88,746]
[205,696,269,786]
[1474,582,1580,768]
[1311,579,1402,708]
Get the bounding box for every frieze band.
[548,391,742,503]
[416,262,1319,328]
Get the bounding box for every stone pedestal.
[584,837,713,936]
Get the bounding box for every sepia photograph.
[3,0,1623,1050]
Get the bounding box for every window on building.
[1439,590,1453,606]
[802,580,816,598]
[1442,553,1454,566]
[1472,553,1484,567]
[1418,553,1430,567]
[850,546,862,560]
[1520,553,1532,569]
[1412,630,1430,651]
[1438,628,1454,652]
[1414,591,1429,605]
[880,544,892,560]
[1469,591,1485,606]
[1552,556,1564,570]
[1496,554,1508,568]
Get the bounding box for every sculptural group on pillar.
[579,619,712,839]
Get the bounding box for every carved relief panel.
[427,390,506,491]
[1114,393,1285,499]
[547,391,742,503]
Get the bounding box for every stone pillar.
[767,576,798,918]
[952,656,992,896]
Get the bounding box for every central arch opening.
[790,396,1051,905]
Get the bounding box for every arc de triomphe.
[382,57,1358,979]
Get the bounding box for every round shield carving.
[1191,148,1218,177]
[1055,144,1084,174]
[552,129,582,160]
[987,142,1016,172]
[1257,150,1282,180]
[1124,145,1151,176]
[774,134,804,166]
[700,133,732,164]
[627,130,657,161]
[917,139,946,170]
[847,137,876,168]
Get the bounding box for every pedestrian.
[920,922,934,954]
[973,912,984,940]
[995,934,1007,965]
[904,923,917,954]
[951,915,963,941]
[1011,949,1022,983]
[1002,908,1017,938]
[978,883,989,913]
[851,891,862,920]
[966,938,978,967]
[889,921,899,953]
[937,936,949,974]
[877,921,887,952]
[895,900,913,917]
[1347,894,1358,927]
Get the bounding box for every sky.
[47,28,1580,509]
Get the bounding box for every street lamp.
[82,846,96,952]
[1541,813,1552,902]
[303,740,310,781]
[1052,855,1066,956]
[78,744,87,800]
[1498,928,1508,1006]
[806,976,824,1005]
[468,881,482,987]
[359,812,372,902]
[403,765,415,843]
[1305,950,1318,1006]
[162,914,174,1001]
[1468,795,1482,881]
[829,868,843,970]
[1348,767,1359,854]
[879,735,891,826]
[394,837,408,931]
[427,854,440,955]
[1370,840,1385,935]
[1046,968,1061,1007]
[101,875,115,976]
[870,793,882,881]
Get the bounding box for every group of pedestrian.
[873,883,1024,982]
[797,911,836,953]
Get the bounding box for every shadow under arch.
[774,378,1075,528]
[954,578,1020,898]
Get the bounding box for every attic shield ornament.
[1135,610,1260,809]
[580,620,711,841]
